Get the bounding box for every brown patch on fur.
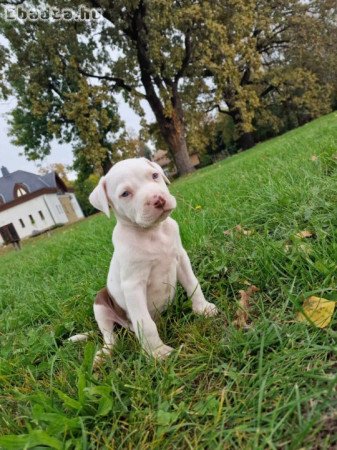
[95,287,129,324]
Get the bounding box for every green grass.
[1,112,337,449]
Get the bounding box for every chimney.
[1,166,10,177]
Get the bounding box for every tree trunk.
[161,119,195,175]
[102,155,112,175]
[228,106,255,151]
[237,131,255,150]
[132,1,194,176]
[161,87,195,175]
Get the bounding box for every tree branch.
[174,29,192,83]
[0,0,25,4]
[205,104,231,115]
[77,66,145,98]
[260,84,277,98]
[48,81,64,99]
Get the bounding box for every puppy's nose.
[153,195,166,209]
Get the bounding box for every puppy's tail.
[67,331,93,343]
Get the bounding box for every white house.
[0,166,84,246]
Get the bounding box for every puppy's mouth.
[135,207,174,228]
[160,207,174,215]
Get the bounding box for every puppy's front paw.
[151,344,174,359]
[193,301,219,317]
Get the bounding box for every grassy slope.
[1,112,337,449]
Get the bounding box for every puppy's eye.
[121,191,130,197]
[152,173,159,180]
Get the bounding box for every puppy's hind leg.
[93,288,117,366]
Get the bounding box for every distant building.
[152,150,200,176]
[0,166,84,246]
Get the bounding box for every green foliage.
[1,113,337,447]
[203,0,335,147]
[2,13,124,173]
[255,69,333,141]
[73,173,100,217]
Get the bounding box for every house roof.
[0,167,67,204]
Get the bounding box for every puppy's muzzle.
[153,195,166,209]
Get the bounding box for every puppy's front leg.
[178,249,218,316]
[122,279,173,358]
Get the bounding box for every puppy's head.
[89,157,176,228]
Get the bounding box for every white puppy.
[80,158,218,363]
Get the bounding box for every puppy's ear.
[144,158,170,185]
[89,176,110,218]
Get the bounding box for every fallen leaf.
[235,224,253,236]
[310,155,318,161]
[224,225,253,236]
[233,285,259,329]
[332,153,337,161]
[295,230,314,239]
[297,296,335,328]
[195,205,202,210]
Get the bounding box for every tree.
[83,0,212,174]
[254,69,332,141]
[285,0,337,108]
[1,10,124,175]
[203,0,334,149]
[1,0,334,171]
[1,0,213,175]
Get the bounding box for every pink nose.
[153,195,166,209]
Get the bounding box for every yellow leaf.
[310,155,318,161]
[297,296,335,328]
[195,205,202,210]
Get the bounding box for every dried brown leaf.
[296,230,313,239]
[224,224,253,237]
[233,285,259,329]
[235,224,253,236]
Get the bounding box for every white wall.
[44,193,68,225]
[69,193,84,219]
[0,193,69,245]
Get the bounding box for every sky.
[0,94,152,180]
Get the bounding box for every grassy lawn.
[1,112,337,449]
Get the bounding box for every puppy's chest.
[146,234,180,312]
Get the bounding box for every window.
[13,183,29,198]
[39,210,45,220]
[29,214,35,225]
[19,219,25,228]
